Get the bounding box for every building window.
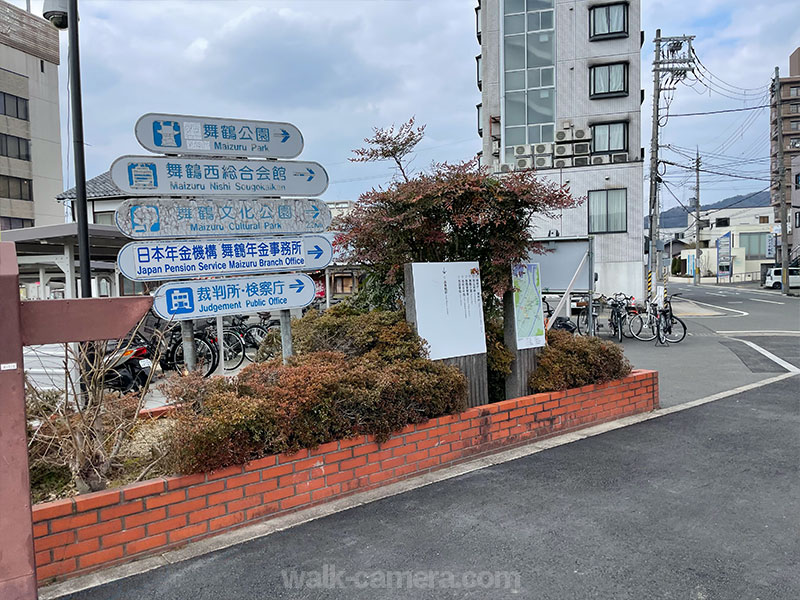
[588,188,627,233]
[591,122,627,153]
[791,120,800,131]
[589,3,627,40]
[477,103,483,136]
[0,133,31,161]
[0,217,33,230]
[739,232,767,259]
[590,63,628,97]
[795,211,800,228]
[0,175,33,201]
[791,86,800,97]
[476,55,482,90]
[94,212,115,226]
[333,275,354,295]
[0,92,30,121]
[715,217,730,227]
[790,137,800,149]
[759,216,769,224]
[791,103,800,114]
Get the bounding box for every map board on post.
[135,113,303,159]
[512,263,546,349]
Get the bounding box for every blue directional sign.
[110,155,328,197]
[114,198,332,239]
[117,235,333,281]
[135,113,303,159]
[153,274,316,321]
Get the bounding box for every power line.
[662,159,772,182]
[667,104,769,117]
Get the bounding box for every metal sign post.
[110,155,328,198]
[114,197,332,239]
[135,113,304,159]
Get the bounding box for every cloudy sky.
[10,0,800,210]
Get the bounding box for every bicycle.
[542,297,579,334]
[630,293,687,344]
[229,315,277,362]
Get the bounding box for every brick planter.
[33,370,658,584]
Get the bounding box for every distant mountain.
[644,190,770,229]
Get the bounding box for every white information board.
[408,262,486,360]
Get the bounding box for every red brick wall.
[33,370,658,583]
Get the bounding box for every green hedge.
[166,307,467,474]
[529,329,632,393]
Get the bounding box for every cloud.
[7,0,798,207]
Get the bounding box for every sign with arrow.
[152,273,316,321]
[117,235,333,281]
[134,113,303,159]
[114,197,332,239]
[110,155,328,197]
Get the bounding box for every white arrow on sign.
[153,273,315,321]
[114,197,332,239]
[135,113,303,159]
[110,155,328,197]
[117,235,333,281]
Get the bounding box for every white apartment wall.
[0,43,63,226]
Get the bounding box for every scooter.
[104,344,152,393]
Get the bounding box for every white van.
[763,267,800,289]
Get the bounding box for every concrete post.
[279,309,293,363]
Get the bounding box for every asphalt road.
[619,282,800,407]
[59,376,800,600]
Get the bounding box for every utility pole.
[67,0,92,298]
[649,31,696,288]
[648,29,662,287]
[773,66,790,295]
[695,149,701,285]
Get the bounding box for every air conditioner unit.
[514,144,533,157]
[573,156,590,167]
[534,155,553,169]
[516,157,534,170]
[534,143,553,155]
[611,152,629,163]
[555,129,573,143]
[554,158,573,169]
[499,163,514,173]
[573,129,591,141]
[592,155,611,165]
[573,142,590,155]
[554,144,573,157]
[491,140,500,156]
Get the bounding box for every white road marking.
[683,299,749,316]
[717,330,800,336]
[36,369,800,600]
[751,298,784,305]
[728,338,800,373]
[707,292,728,297]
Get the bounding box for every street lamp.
[43,0,92,298]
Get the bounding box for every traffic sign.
[110,155,328,197]
[117,235,333,281]
[152,273,315,321]
[115,197,332,239]
[134,113,303,159]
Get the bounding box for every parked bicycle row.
[544,292,687,345]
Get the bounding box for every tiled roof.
[56,171,126,200]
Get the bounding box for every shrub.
[166,349,467,474]
[529,329,632,393]
[257,304,427,363]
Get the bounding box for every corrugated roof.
[56,171,127,200]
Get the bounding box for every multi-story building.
[476,0,644,297]
[770,48,800,258]
[792,155,800,258]
[0,0,63,231]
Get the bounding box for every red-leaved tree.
[335,119,580,310]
